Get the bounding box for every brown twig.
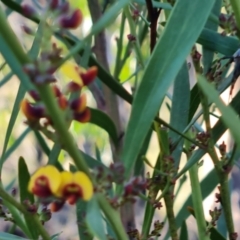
[145,0,161,52]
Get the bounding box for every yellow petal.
[28,165,61,195]
[73,172,93,201]
[59,62,85,85]
[54,171,73,197]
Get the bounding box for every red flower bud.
[58,95,68,110]
[64,81,82,93]
[80,66,98,86]
[73,108,91,123]
[59,9,83,29]
[22,4,37,18]
[70,94,87,113]
[20,99,45,121]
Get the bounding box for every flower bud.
[59,9,83,29]
[73,108,91,123]
[22,4,38,18]
[20,99,45,121]
[80,66,98,86]
[70,94,87,113]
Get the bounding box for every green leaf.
[198,75,240,147]
[0,71,13,88]
[2,128,31,165]
[0,84,26,172]
[0,232,28,240]
[18,157,38,239]
[202,0,222,73]
[0,34,32,90]
[89,108,118,146]
[3,201,31,238]
[122,0,216,178]
[170,63,190,167]
[133,0,172,9]
[86,197,107,240]
[197,29,239,56]
[18,157,34,204]
[33,131,50,156]
[76,200,93,240]
[179,221,188,240]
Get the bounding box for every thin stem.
[163,193,178,240]
[0,186,51,240]
[186,149,210,240]
[200,90,236,239]
[37,85,90,175]
[114,13,126,79]
[97,194,128,240]
[229,0,240,32]
[124,6,145,67]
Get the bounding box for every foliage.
[0,0,240,240]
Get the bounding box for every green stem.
[163,193,178,240]
[36,85,90,176]
[187,158,210,240]
[219,174,236,240]
[0,186,51,240]
[229,0,240,33]
[114,13,126,79]
[97,194,128,240]
[200,90,235,238]
[124,6,145,67]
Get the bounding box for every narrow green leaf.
[198,75,240,147]
[122,0,216,178]
[18,157,38,240]
[76,201,93,240]
[179,221,188,240]
[0,34,32,90]
[202,0,222,73]
[0,71,13,88]
[2,128,31,165]
[170,63,190,167]
[3,202,31,238]
[133,0,172,9]
[0,232,28,240]
[0,84,26,172]
[18,157,34,203]
[90,108,118,146]
[33,131,50,156]
[86,197,107,240]
[197,29,239,56]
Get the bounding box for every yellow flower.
[59,62,97,86]
[28,165,61,198]
[54,171,93,204]
[59,61,85,85]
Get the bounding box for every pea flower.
[54,171,93,204]
[28,165,61,197]
[28,166,93,210]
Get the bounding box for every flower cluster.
[28,165,93,211]
[20,31,97,127]
[219,13,238,36]
[21,60,97,126]
[22,0,83,30]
